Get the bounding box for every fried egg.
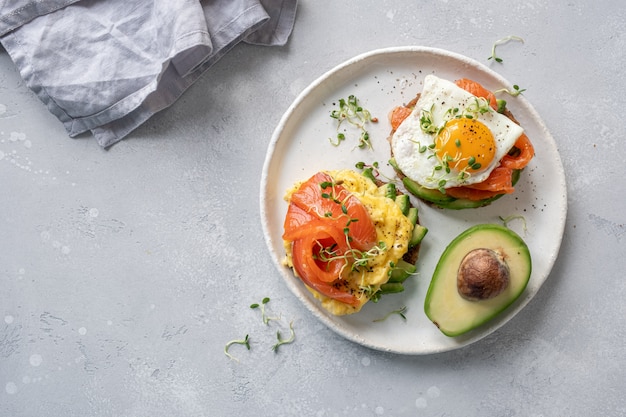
[391,75,524,189]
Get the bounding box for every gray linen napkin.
[0,0,297,147]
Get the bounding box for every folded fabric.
[0,0,297,147]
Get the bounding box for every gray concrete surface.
[1,1,625,416]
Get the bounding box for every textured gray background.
[1,1,625,416]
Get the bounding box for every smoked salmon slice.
[500,133,534,170]
[389,105,413,131]
[446,166,515,201]
[286,171,377,251]
[283,171,378,306]
[455,78,499,110]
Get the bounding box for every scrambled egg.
[283,169,413,315]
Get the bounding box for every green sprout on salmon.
[329,94,377,149]
[314,239,388,275]
[488,35,524,63]
[319,180,349,211]
[316,178,389,274]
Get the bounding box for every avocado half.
[424,224,532,337]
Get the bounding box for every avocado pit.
[457,248,510,301]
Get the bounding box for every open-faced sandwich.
[282,169,427,315]
[389,75,534,209]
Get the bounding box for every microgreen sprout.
[272,321,295,352]
[386,262,418,280]
[499,214,528,234]
[494,84,527,97]
[426,143,490,188]
[360,285,378,302]
[437,179,447,194]
[408,139,431,154]
[355,161,397,184]
[250,297,279,325]
[357,161,378,182]
[320,180,346,204]
[316,240,388,275]
[329,95,376,149]
[313,176,390,275]
[445,107,461,120]
[419,104,440,134]
[496,99,508,114]
[465,97,492,116]
[318,180,351,217]
[419,97,492,139]
[488,35,524,63]
[373,306,408,322]
[351,242,387,270]
[224,334,251,362]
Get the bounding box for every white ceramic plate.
[260,47,567,354]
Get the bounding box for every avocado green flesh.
[402,177,455,204]
[366,179,428,301]
[395,194,410,215]
[424,224,532,337]
[409,224,428,247]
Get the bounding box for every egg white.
[391,75,524,189]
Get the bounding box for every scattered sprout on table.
[272,321,296,352]
[224,334,251,362]
[488,35,524,63]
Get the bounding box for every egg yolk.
[435,118,496,173]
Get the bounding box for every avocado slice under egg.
[424,224,532,337]
[401,170,522,210]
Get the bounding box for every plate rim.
[259,45,568,355]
